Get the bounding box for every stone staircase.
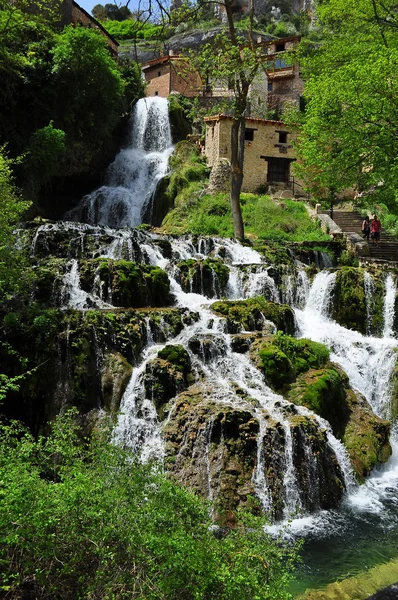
[327,211,398,262]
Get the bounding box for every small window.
[268,81,273,92]
[279,132,288,144]
[276,43,285,52]
[158,70,161,77]
[154,91,158,96]
[245,129,254,141]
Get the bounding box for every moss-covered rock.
[101,353,133,413]
[287,365,351,437]
[80,259,172,308]
[176,258,229,298]
[286,364,391,481]
[331,267,385,335]
[331,268,367,333]
[210,297,295,335]
[343,389,391,481]
[163,385,260,527]
[144,345,193,418]
[252,334,330,391]
[0,306,199,433]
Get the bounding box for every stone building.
[204,114,298,192]
[141,36,303,119]
[262,36,304,116]
[142,54,203,98]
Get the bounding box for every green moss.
[331,268,367,333]
[157,344,191,373]
[257,345,295,389]
[254,334,330,391]
[211,297,295,335]
[81,259,172,308]
[343,389,391,480]
[286,366,350,438]
[177,258,229,296]
[273,333,330,374]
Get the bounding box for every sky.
[78,1,139,15]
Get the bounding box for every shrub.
[0,410,299,599]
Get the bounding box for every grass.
[161,187,329,242]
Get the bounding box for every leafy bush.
[102,18,162,41]
[0,410,299,599]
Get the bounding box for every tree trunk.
[230,117,245,240]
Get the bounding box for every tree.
[0,410,300,599]
[179,2,263,240]
[0,148,30,297]
[120,0,264,240]
[288,0,398,208]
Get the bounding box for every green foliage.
[25,121,66,187]
[162,189,329,242]
[103,18,162,40]
[0,7,144,195]
[338,250,359,267]
[0,148,30,296]
[50,26,123,160]
[288,0,398,208]
[241,194,329,242]
[0,411,299,599]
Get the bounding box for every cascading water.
[290,268,398,595]
[383,273,396,339]
[25,212,398,592]
[65,97,173,228]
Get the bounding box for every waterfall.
[383,273,396,339]
[364,271,375,335]
[33,217,398,523]
[305,271,336,316]
[65,97,173,228]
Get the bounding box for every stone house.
[262,37,304,116]
[142,54,203,98]
[204,114,298,192]
[141,36,303,119]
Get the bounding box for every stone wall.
[204,115,297,192]
[143,57,203,98]
[144,61,171,97]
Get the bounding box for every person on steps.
[362,216,370,241]
[370,214,381,246]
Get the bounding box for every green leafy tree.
[288,0,398,206]
[50,26,125,172]
[0,148,30,295]
[0,410,300,599]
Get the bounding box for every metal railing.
[289,177,311,201]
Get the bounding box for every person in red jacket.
[370,214,381,246]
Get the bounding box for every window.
[276,43,285,52]
[154,91,158,96]
[274,58,288,69]
[268,81,273,92]
[245,129,255,141]
[278,132,288,144]
[158,70,161,77]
